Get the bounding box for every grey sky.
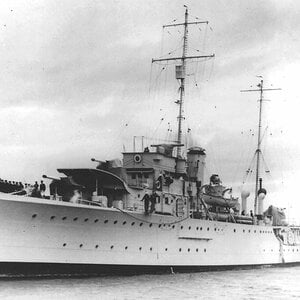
[0,0,299,219]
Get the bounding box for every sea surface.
[0,266,299,300]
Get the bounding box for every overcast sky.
[0,0,299,220]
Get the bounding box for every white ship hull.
[0,193,299,277]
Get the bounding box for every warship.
[0,8,299,277]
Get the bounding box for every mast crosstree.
[241,78,281,214]
[152,7,214,160]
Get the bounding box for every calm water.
[0,266,299,300]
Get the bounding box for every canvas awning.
[57,168,129,192]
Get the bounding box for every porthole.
[114,220,118,224]
[172,225,175,229]
[204,248,206,253]
[165,248,168,251]
[150,247,153,251]
[73,217,78,221]
[188,248,190,252]
[254,230,256,233]
[125,246,128,250]
[50,216,55,220]
[243,230,245,233]
[140,223,143,227]
[131,222,135,226]
[104,220,108,224]
[149,223,153,227]
[123,221,127,225]
[159,224,162,228]
[200,227,203,231]
[179,248,182,252]
[84,218,89,222]
[139,247,142,251]
[63,243,67,247]
[110,245,114,249]
[196,227,199,230]
[134,154,142,163]
[233,229,236,233]
[196,248,199,252]
[32,214,37,218]
[79,244,83,248]
[249,230,251,233]
[181,226,184,230]
[95,245,99,249]
[207,227,210,231]
[214,228,217,231]
[188,226,191,230]
[94,219,99,223]
[62,216,67,220]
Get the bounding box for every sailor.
[142,184,150,214]
[70,189,81,203]
[150,192,157,213]
[34,181,39,190]
[40,180,46,198]
[250,210,254,217]
[31,181,40,197]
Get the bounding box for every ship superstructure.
[0,7,299,277]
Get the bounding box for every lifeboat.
[200,181,239,208]
[201,193,239,208]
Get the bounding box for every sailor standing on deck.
[40,180,46,198]
[142,184,150,215]
[150,192,157,213]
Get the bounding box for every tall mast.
[152,7,214,160]
[254,79,263,215]
[241,78,281,214]
[176,8,189,158]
